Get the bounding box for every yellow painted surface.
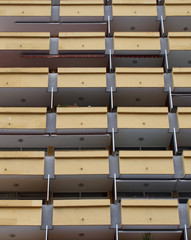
[187,199,191,226]
[56,107,108,129]
[168,32,191,51]
[115,68,164,88]
[59,32,105,51]
[55,150,109,175]
[121,199,179,226]
[0,32,50,50]
[60,0,104,17]
[114,32,161,51]
[0,200,42,226]
[0,68,49,88]
[53,199,110,226]
[58,68,106,88]
[0,3,51,17]
[112,0,156,3]
[113,0,157,17]
[165,0,191,16]
[119,151,174,175]
[182,151,191,176]
[172,68,191,89]
[0,151,44,175]
[177,108,191,129]
[117,107,169,129]
[0,108,47,129]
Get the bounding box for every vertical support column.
[111,87,113,111]
[165,49,169,72]
[161,16,165,37]
[47,174,50,202]
[112,127,115,155]
[169,87,173,112]
[184,224,188,240]
[114,173,117,203]
[45,225,48,240]
[173,128,178,155]
[115,224,119,240]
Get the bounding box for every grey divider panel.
[48,73,58,92]
[164,73,173,92]
[46,113,57,134]
[109,155,119,178]
[160,38,169,55]
[49,38,59,55]
[52,0,60,5]
[105,38,114,54]
[107,113,117,133]
[178,203,189,229]
[41,205,53,230]
[169,113,178,132]
[173,156,184,179]
[106,73,116,92]
[51,6,60,22]
[157,6,165,21]
[110,203,121,229]
[44,156,55,179]
[104,5,113,21]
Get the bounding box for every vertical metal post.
[173,128,178,155]
[108,16,111,37]
[111,87,113,110]
[112,127,115,154]
[169,87,173,112]
[109,49,112,73]
[47,174,50,202]
[114,173,117,203]
[161,16,164,37]
[165,49,169,72]
[184,224,188,240]
[51,87,54,109]
[115,224,119,240]
[45,225,48,240]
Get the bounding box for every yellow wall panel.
[121,199,179,227]
[117,107,169,129]
[58,68,106,88]
[56,107,108,129]
[55,150,109,175]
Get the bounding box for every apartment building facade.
[0,0,191,240]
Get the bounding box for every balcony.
[0,32,50,66]
[119,151,174,179]
[121,199,180,229]
[56,107,108,134]
[112,0,159,32]
[58,32,105,54]
[114,68,166,106]
[168,32,191,67]
[0,107,47,134]
[116,107,171,147]
[53,199,110,226]
[52,150,111,192]
[114,32,161,55]
[50,199,112,240]
[177,107,191,146]
[165,0,191,33]
[0,200,43,240]
[0,32,50,51]
[0,68,50,107]
[0,1,51,17]
[60,0,105,22]
[0,151,46,192]
[56,68,109,106]
[172,68,191,107]
[182,151,191,178]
